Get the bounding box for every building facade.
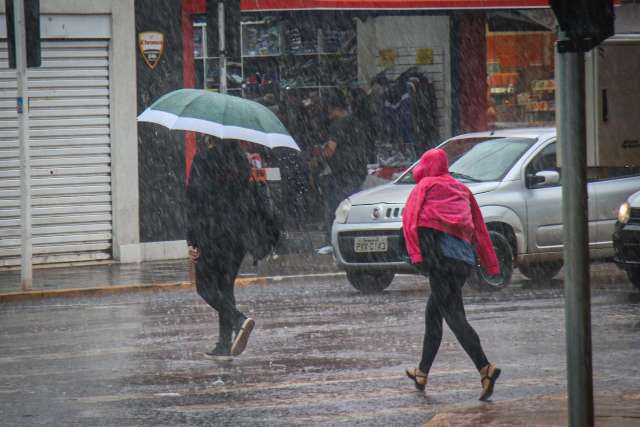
[0,0,139,267]
[2,1,638,268]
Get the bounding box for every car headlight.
[335,199,352,224]
[618,202,631,224]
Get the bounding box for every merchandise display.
[242,22,281,56]
[241,19,357,99]
[239,18,438,184]
[486,29,556,128]
[526,79,555,126]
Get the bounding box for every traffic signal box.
[550,0,614,52]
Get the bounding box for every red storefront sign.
[240,0,552,11]
[241,0,619,10]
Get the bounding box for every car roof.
[448,127,556,141]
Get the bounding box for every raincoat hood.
[402,147,500,275]
[412,149,449,183]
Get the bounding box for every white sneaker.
[231,318,255,357]
[316,245,334,255]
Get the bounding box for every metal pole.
[557,32,594,426]
[218,1,227,93]
[202,26,208,90]
[15,0,32,290]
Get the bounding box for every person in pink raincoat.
[402,148,502,401]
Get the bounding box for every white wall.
[0,0,140,263]
[357,15,451,139]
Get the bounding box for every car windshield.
[396,136,538,184]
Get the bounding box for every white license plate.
[354,236,388,253]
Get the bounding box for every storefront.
[134,0,636,261]
[176,1,557,232]
[183,2,457,170]
[183,1,558,150]
[0,1,138,267]
[134,0,635,261]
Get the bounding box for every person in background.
[186,135,255,358]
[402,148,502,401]
[304,94,331,229]
[349,86,378,164]
[316,91,368,254]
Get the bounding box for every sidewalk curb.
[423,391,640,427]
[0,273,348,303]
[0,276,269,303]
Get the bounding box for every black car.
[613,191,640,290]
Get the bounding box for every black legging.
[417,231,489,374]
[195,243,246,347]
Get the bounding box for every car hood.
[349,181,501,205]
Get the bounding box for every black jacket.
[186,142,252,251]
[186,141,281,261]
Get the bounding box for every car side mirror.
[527,170,560,187]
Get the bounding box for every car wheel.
[626,268,640,291]
[346,271,395,293]
[518,262,563,283]
[468,231,513,292]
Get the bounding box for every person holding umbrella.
[186,136,255,358]
[402,148,502,401]
[138,89,301,358]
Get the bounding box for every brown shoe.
[231,318,255,357]
[405,367,428,391]
[479,364,501,401]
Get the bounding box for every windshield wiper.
[450,171,482,182]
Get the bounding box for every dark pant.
[195,243,246,348]
[418,234,489,374]
[322,175,362,244]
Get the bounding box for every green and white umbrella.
[137,89,300,151]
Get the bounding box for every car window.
[587,166,640,181]
[524,141,563,189]
[524,142,640,186]
[526,142,559,178]
[396,136,536,184]
[449,138,535,182]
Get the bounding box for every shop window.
[240,17,357,101]
[192,15,242,93]
[193,16,207,89]
[486,12,557,129]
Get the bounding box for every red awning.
[240,0,553,11]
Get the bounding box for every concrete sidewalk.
[0,251,340,302]
[0,223,630,302]
[0,258,630,302]
[425,391,640,426]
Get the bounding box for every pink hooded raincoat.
[402,149,500,275]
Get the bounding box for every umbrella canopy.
[137,89,300,151]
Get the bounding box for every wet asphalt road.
[2,270,640,426]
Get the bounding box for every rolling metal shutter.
[0,40,112,267]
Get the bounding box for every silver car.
[332,128,640,292]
